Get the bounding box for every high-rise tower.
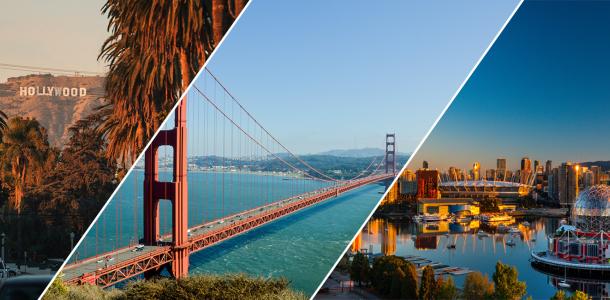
[497,158,507,180]
[472,162,481,181]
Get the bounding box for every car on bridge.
[0,275,52,300]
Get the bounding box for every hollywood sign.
[19,86,88,97]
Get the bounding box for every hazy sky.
[0,0,107,81]
[411,0,610,171]
[201,0,520,154]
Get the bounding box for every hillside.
[317,147,409,158]
[579,161,610,171]
[0,74,106,147]
[182,154,410,179]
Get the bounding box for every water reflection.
[356,217,610,299]
[539,269,610,299]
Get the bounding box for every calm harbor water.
[360,217,610,299]
[74,170,387,296]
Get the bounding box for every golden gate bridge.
[60,68,395,287]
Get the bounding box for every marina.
[354,214,610,299]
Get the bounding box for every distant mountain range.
[316,147,409,158]
[579,161,610,171]
[140,152,410,179]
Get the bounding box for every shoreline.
[131,167,312,179]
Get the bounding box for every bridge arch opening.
[156,145,175,183]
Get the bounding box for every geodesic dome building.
[572,185,610,232]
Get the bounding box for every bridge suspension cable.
[204,68,344,182]
[192,84,335,183]
[345,156,385,181]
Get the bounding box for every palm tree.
[0,110,8,140]
[0,117,49,214]
[98,0,248,167]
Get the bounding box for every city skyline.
[411,1,610,170]
[412,156,607,174]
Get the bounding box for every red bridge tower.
[385,133,396,175]
[143,98,189,278]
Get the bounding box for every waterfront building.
[416,169,440,199]
[438,180,532,200]
[572,185,610,232]
[531,185,610,276]
[396,169,417,198]
[386,169,417,204]
[403,169,416,181]
[416,198,479,218]
[399,179,417,196]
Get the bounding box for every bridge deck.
[62,246,164,282]
[62,175,392,286]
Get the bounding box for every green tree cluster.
[0,114,118,262]
[349,251,370,286]
[360,258,529,300]
[551,290,590,300]
[462,262,527,300]
[436,276,458,300]
[462,271,495,300]
[492,261,527,300]
[369,255,418,299]
[419,265,437,300]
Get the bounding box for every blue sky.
[200,0,520,154]
[413,0,610,171]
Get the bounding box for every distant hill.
[579,161,610,171]
[317,147,409,158]
[0,74,106,147]
[144,153,410,179]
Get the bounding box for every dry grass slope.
[44,273,307,300]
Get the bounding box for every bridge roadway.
[62,174,392,287]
